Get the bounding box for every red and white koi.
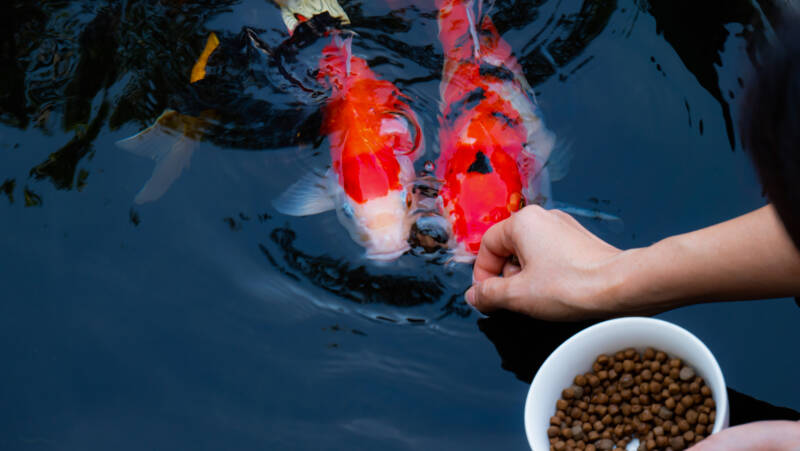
[273,0,424,260]
[430,0,557,260]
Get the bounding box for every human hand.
[464,205,625,320]
[688,421,800,450]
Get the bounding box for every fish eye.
[402,188,412,208]
[342,202,355,219]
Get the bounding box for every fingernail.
[465,285,476,306]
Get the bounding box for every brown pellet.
[623,359,635,372]
[572,385,585,399]
[670,435,685,451]
[620,374,634,388]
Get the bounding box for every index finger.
[473,218,515,282]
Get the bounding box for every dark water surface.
[2,0,798,449]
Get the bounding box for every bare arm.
[465,204,800,319]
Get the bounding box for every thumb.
[465,276,520,313]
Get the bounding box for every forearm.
[600,205,800,314]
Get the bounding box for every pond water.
[1,0,798,450]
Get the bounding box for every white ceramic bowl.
[524,317,729,450]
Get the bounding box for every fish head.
[439,147,525,257]
[339,187,415,260]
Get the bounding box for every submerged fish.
[423,0,558,261]
[273,2,424,260]
[116,109,216,204]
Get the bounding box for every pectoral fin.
[272,170,337,216]
[553,202,623,228]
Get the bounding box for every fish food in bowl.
[525,317,729,451]
[548,347,715,451]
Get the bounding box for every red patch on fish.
[317,38,420,204]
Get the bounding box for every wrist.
[585,241,679,317]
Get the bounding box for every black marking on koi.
[479,63,515,81]
[491,111,518,127]
[467,151,493,174]
[444,87,486,124]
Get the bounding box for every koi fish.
[425,0,558,261]
[273,2,424,260]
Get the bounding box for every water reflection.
[643,0,777,149]
[261,227,445,308]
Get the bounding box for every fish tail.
[116,110,211,204]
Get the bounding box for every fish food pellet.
[548,347,716,451]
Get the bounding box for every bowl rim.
[524,316,728,450]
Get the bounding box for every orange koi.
[273,2,423,260]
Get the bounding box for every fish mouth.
[409,214,450,253]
